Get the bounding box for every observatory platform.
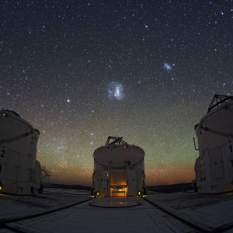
[1,188,233,232]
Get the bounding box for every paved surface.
[145,191,233,232]
[0,195,39,220]
[0,190,90,221]
[2,190,233,232]
[3,197,192,233]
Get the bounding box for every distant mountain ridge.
[147,182,193,193]
[43,183,91,190]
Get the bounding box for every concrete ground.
[2,196,193,233]
[1,190,233,232]
[145,191,233,232]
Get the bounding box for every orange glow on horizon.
[146,164,195,186]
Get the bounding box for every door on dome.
[110,171,127,197]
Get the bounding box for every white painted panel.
[210,147,225,180]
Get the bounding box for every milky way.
[1,1,233,185]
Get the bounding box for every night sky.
[1,1,233,186]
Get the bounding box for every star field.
[1,0,233,185]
